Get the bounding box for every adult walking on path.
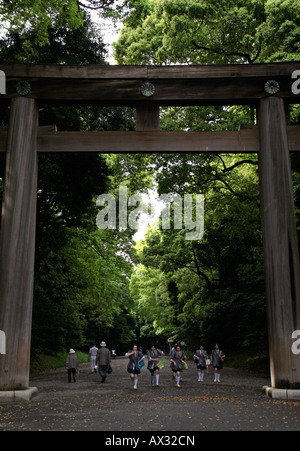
[65,349,79,383]
[89,343,98,374]
[96,341,111,383]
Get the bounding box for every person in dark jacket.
[65,349,79,383]
[96,341,111,383]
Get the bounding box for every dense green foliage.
[130,153,268,353]
[0,0,133,47]
[114,0,300,64]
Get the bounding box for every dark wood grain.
[258,97,300,389]
[1,127,299,153]
[0,97,38,390]
[0,62,299,105]
[0,62,298,79]
[136,105,160,131]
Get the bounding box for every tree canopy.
[0,0,133,47]
[114,0,300,64]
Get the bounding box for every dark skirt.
[172,367,182,372]
[128,368,140,375]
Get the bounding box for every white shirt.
[89,346,98,357]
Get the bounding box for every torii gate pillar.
[259,96,300,389]
[0,97,38,391]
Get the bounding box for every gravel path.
[0,358,299,431]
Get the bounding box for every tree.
[0,0,134,47]
[32,226,135,353]
[0,0,83,47]
[132,153,268,353]
[260,0,300,62]
[0,13,107,63]
[130,263,176,347]
[114,0,300,64]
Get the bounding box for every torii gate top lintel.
[1,61,300,106]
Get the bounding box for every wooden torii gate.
[0,62,300,393]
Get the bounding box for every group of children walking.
[125,343,225,390]
[66,342,225,389]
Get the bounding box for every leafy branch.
[191,40,262,64]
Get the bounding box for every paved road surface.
[0,358,299,431]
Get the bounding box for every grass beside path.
[225,353,269,376]
[30,351,89,374]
